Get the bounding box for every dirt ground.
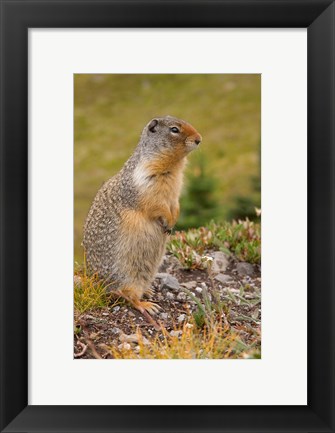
[74,251,261,359]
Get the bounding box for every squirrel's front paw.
[157,217,173,235]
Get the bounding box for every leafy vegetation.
[167,218,261,270]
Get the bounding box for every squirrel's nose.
[195,138,201,145]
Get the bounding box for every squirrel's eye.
[170,127,180,134]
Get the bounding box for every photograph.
[2,0,334,430]
[73,73,261,359]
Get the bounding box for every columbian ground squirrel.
[83,116,201,328]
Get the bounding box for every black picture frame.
[1,1,334,432]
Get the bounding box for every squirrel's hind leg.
[119,287,161,330]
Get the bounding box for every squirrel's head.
[141,116,202,158]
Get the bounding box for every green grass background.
[74,74,261,263]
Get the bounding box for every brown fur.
[83,116,201,327]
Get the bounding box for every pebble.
[210,251,230,274]
[200,282,207,289]
[214,273,233,284]
[160,312,168,320]
[73,275,82,288]
[120,333,150,345]
[195,287,203,293]
[118,342,131,351]
[166,291,174,300]
[236,262,255,277]
[181,281,197,289]
[176,292,187,301]
[177,314,186,323]
[156,273,180,292]
[112,327,121,334]
[170,330,183,337]
[230,288,240,293]
[112,306,120,313]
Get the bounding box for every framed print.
[0,1,334,432]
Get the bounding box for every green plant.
[167,218,261,268]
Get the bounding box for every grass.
[74,74,261,262]
[108,320,260,360]
[74,264,123,314]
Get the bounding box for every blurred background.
[74,74,261,263]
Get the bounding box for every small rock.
[236,262,255,277]
[118,342,131,350]
[230,288,240,294]
[181,281,197,289]
[112,306,120,313]
[177,314,186,323]
[251,309,260,319]
[102,312,109,316]
[128,311,135,317]
[200,282,207,289]
[156,273,180,292]
[166,291,174,300]
[195,287,203,293]
[120,333,150,345]
[211,251,230,274]
[176,292,187,301]
[214,273,233,284]
[170,330,183,337]
[74,275,82,288]
[158,255,183,272]
[156,272,168,279]
[160,312,168,320]
[112,327,121,334]
[185,323,193,329]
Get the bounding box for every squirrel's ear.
[148,119,158,133]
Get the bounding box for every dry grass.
[108,319,260,360]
